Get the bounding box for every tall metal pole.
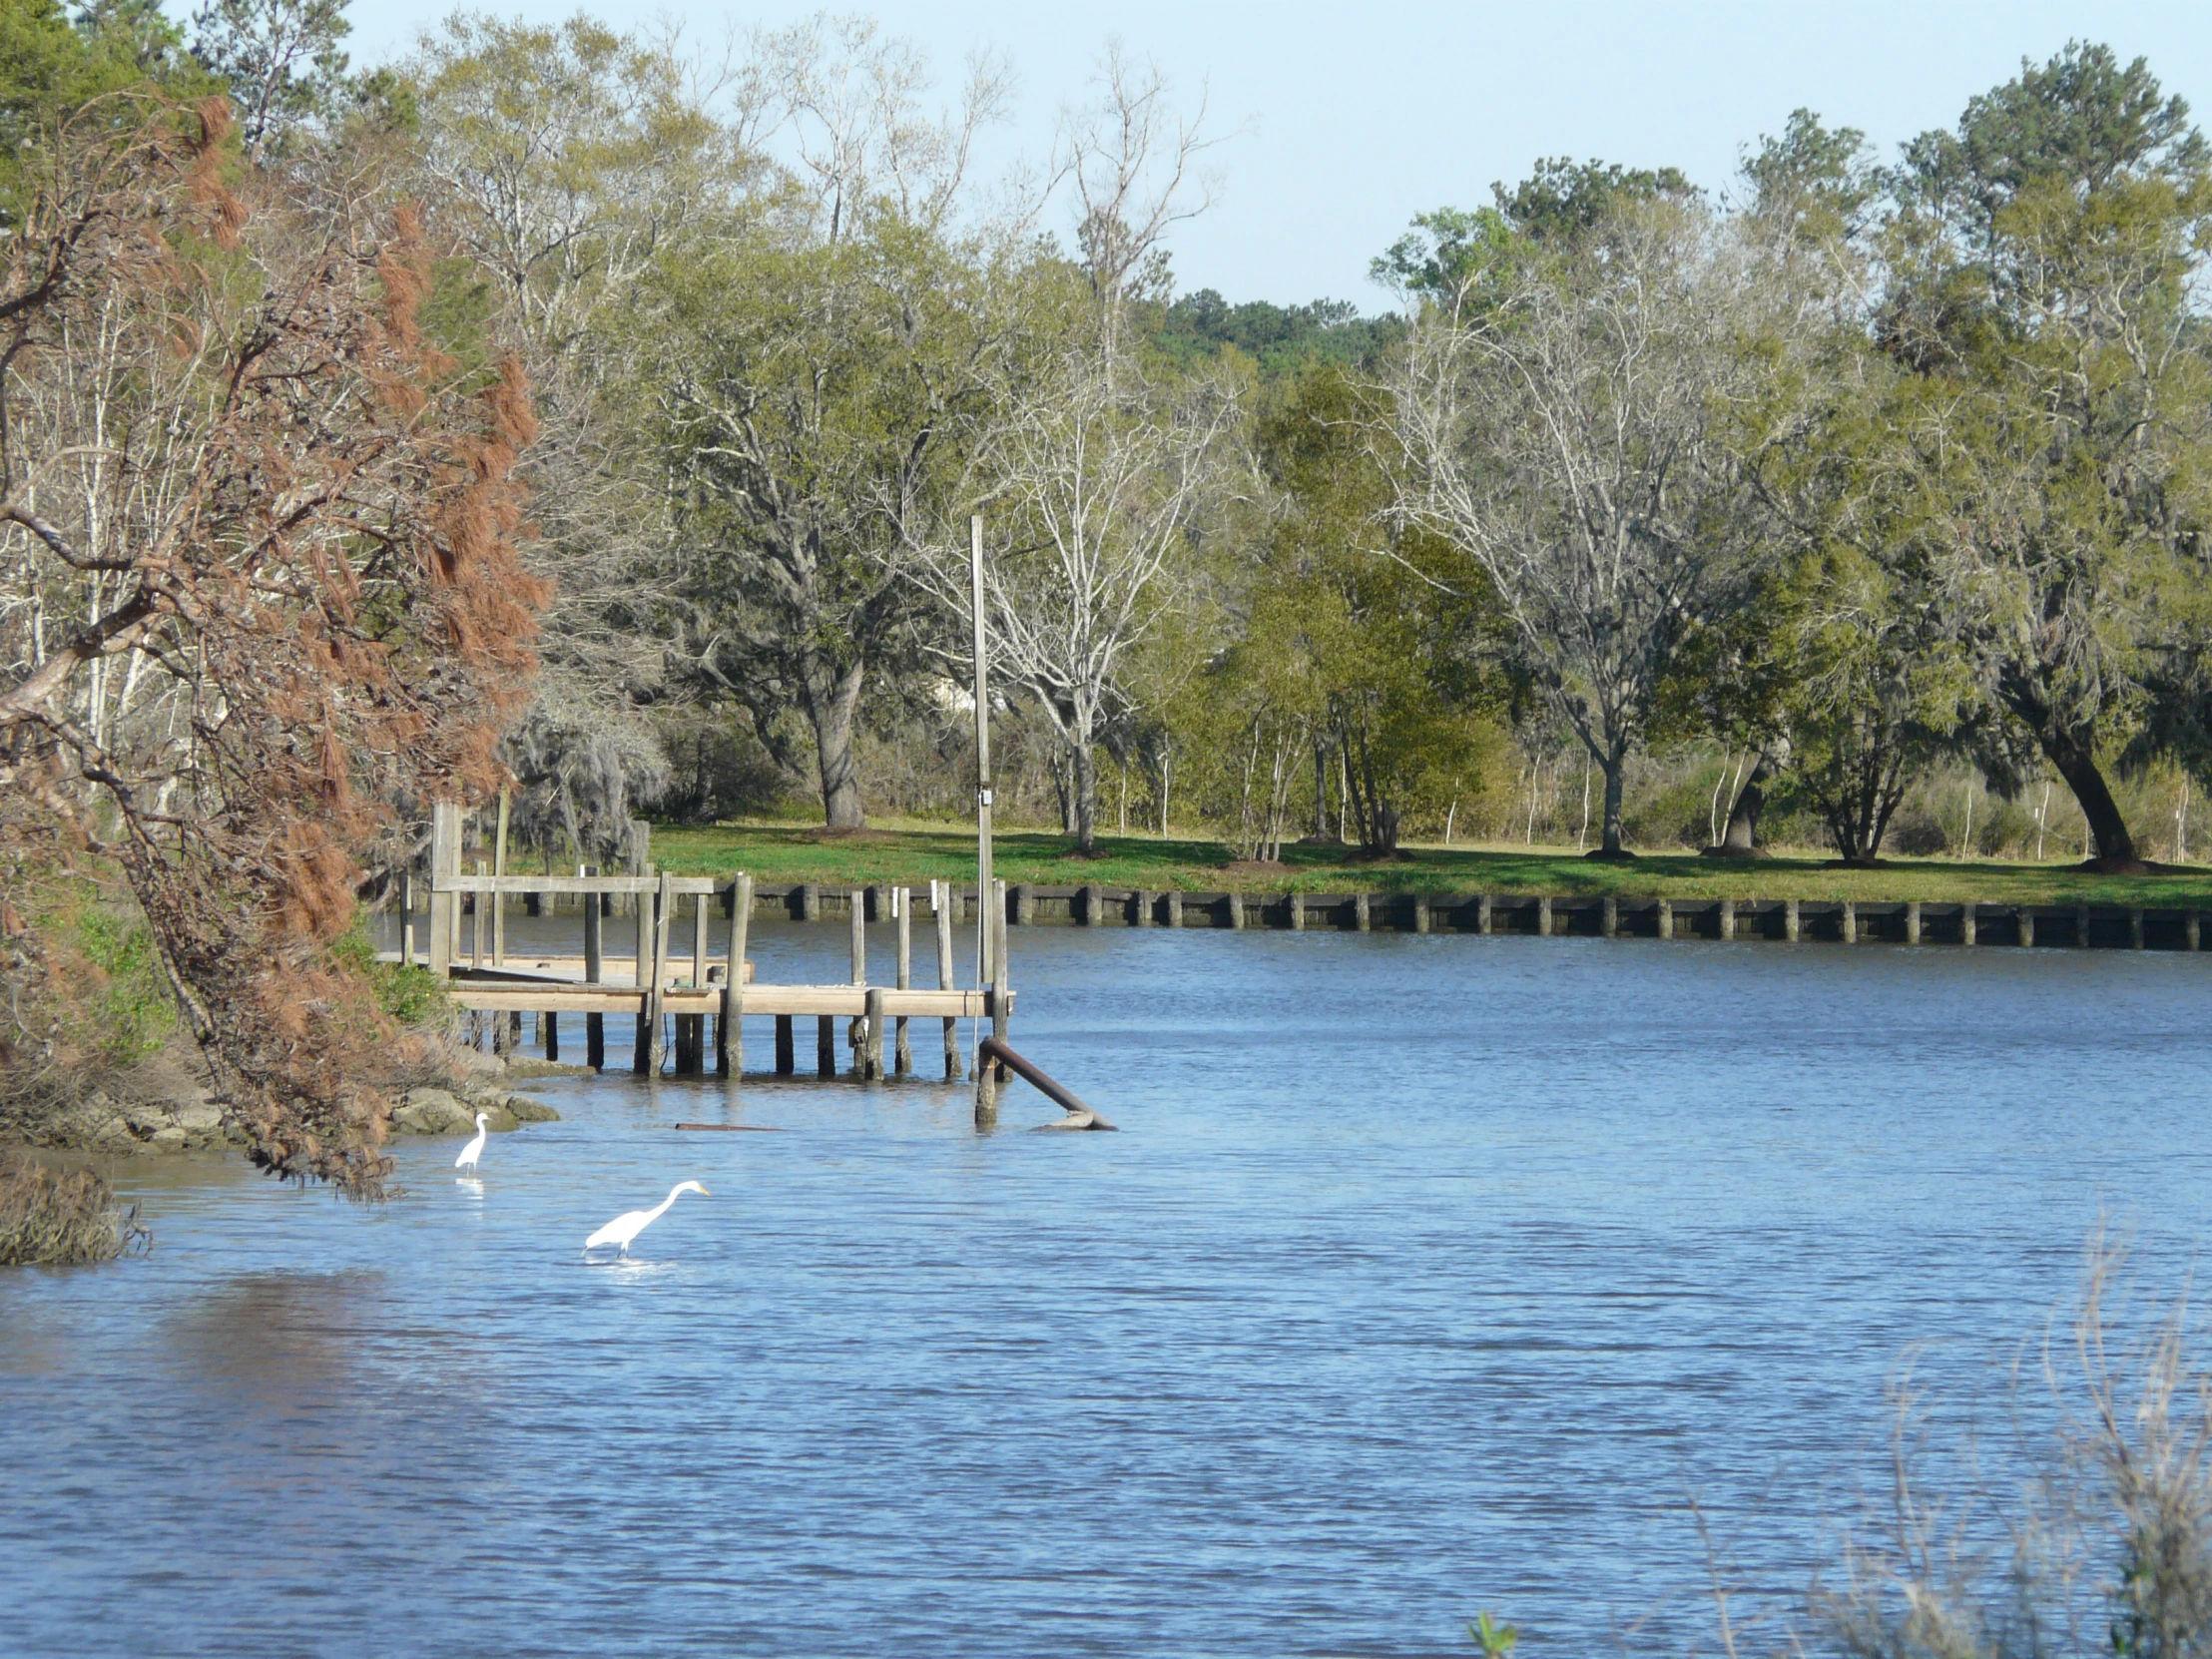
[971,513,994,990]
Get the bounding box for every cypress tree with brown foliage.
[0,90,547,1197]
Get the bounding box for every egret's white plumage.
[584,1181,710,1257]
[454,1112,489,1171]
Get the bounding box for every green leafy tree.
[1879,42,2212,869]
[188,0,349,163]
[1253,367,1500,856]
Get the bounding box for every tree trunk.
[1999,675,2141,868]
[1711,753,1774,855]
[2047,729,2142,868]
[804,658,865,830]
[1587,757,1630,859]
[1072,742,1098,854]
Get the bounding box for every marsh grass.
[0,1151,149,1265]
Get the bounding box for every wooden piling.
[1354,892,1370,932]
[2130,907,2145,949]
[2020,906,2036,948]
[1133,889,1152,926]
[1905,901,1921,945]
[646,871,672,1076]
[1658,898,1673,940]
[1012,883,1031,926]
[1715,898,1733,941]
[1290,891,1306,931]
[977,879,1009,1128]
[1080,883,1099,924]
[935,882,960,1080]
[894,886,911,1076]
[1167,891,1185,927]
[584,865,605,1070]
[776,1013,795,1075]
[1784,898,1799,942]
[631,868,653,1075]
[2077,903,2092,948]
[2189,911,2202,951]
[1228,891,1245,930]
[1841,901,1857,945]
[1602,895,1618,938]
[1413,893,1430,935]
[721,873,751,1080]
[545,1010,559,1062]
[817,1015,835,1077]
[863,988,885,1080]
[849,889,866,1071]
[1961,903,1977,946]
[800,881,820,922]
[1537,895,1552,937]
[1477,894,1492,935]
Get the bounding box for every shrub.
[0,1151,148,1265]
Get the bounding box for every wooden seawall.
[737,883,2209,951]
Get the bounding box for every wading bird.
[584,1181,710,1258]
[455,1113,489,1172]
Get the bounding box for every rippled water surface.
[5,922,2211,1657]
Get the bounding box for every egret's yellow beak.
[698,1185,713,1196]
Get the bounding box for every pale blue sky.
[345,1,2212,306]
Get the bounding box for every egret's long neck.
[649,1185,688,1223]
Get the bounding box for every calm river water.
[4,921,2210,1656]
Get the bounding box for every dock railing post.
[894,886,912,1076]
[428,804,457,982]
[472,857,487,969]
[720,873,750,1082]
[584,864,605,1070]
[492,789,510,966]
[399,864,415,967]
[934,881,961,1080]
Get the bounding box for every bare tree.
[1056,42,1225,338]
[938,346,1237,853]
[406,16,760,853]
[1391,201,1776,858]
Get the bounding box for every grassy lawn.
[650,818,2212,906]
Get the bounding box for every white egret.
[584,1181,710,1257]
[454,1112,489,1172]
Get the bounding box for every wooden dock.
[410,805,1011,1092]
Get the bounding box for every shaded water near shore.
[4,923,2211,1656]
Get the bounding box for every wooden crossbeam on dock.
[443,982,1005,1020]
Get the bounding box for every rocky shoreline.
[0,1038,572,1157]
